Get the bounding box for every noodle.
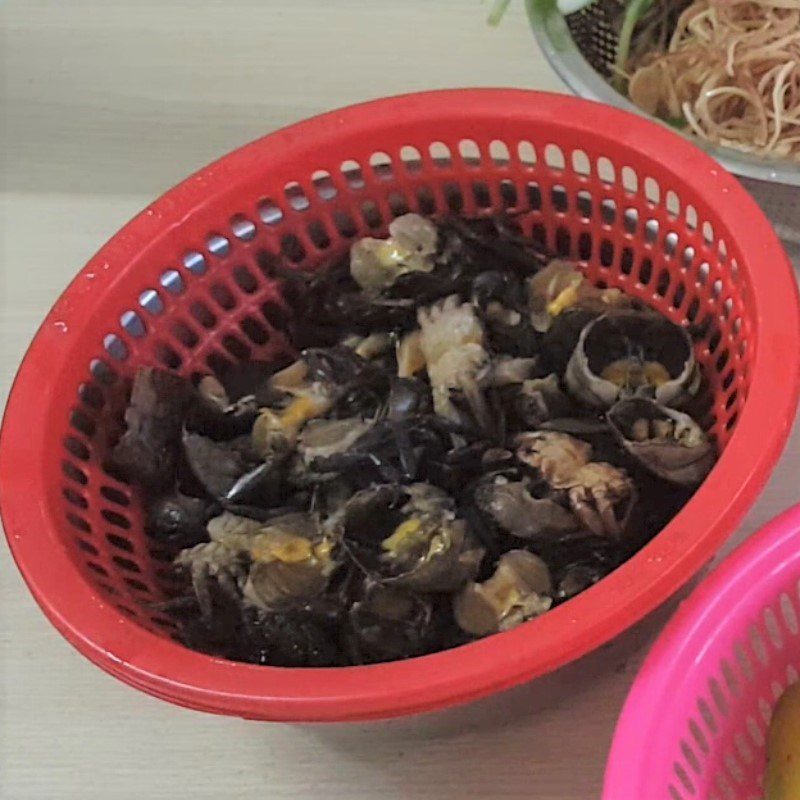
[626,0,800,160]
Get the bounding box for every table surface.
[2,2,799,799]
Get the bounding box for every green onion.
[487,0,513,25]
[612,0,654,91]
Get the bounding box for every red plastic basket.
[1,90,798,722]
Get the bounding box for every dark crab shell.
[508,373,574,430]
[348,580,435,663]
[565,312,700,409]
[110,367,196,488]
[145,491,214,548]
[453,549,553,636]
[607,397,716,487]
[241,512,341,610]
[339,484,484,593]
[474,477,578,540]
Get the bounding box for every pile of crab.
[111,214,716,667]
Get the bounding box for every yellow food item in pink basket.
[765,681,800,800]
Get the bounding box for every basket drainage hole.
[312,170,338,200]
[555,228,571,257]
[90,358,118,386]
[155,343,182,370]
[260,301,291,332]
[230,216,256,242]
[284,182,310,211]
[189,302,217,329]
[102,509,131,530]
[207,234,230,258]
[240,317,269,345]
[400,145,423,172]
[544,144,565,171]
[489,139,510,166]
[369,151,393,181]
[576,190,592,218]
[87,561,108,577]
[527,182,542,211]
[107,533,134,553]
[64,436,90,461]
[62,460,88,485]
[280,234,307,263]
[517,140,536,167]
[428,142,452,169]
[78,382,105,410]
[222,335,251,361]
[76,538,99,556]
[601,199,616,225]
[183,251,207,275]
[210,283,237,311]
[103,334,129,361]
[307,220,332,248]
[388,191,411,217]
[551,185,568,213]
[620,248,634,275]
[112,555,141,573]
[443,183,464,213]
[472,182,492,209]
[780,593,799,635]
[62,487,88,509]
[499,180,518,209]
[578,233,592,261]
[333,210,358,238]
[70,409,96,438]
[458,139,481,167]
[258,199,283,225]
[637,258,653,286]
[125,578,150,593]
[339,159,364,189]
[599,240,614,268]
[206,351,234,378]
[233,265,259,294]
[170,322,199,349]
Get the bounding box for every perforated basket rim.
[0,89,798,722]
[603,504,800,799]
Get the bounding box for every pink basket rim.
[603,502,800,798]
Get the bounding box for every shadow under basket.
[1,89,798,722]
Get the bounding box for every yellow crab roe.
[313,538,334,562]
[600,359,671,388]
[381,517,427,556]
[546,282,581,318]
[253,395,332,455]
[251,531,314,564]
[484,581,522,616]
[280,396,326,430]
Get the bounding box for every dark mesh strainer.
[526,0,800,186]
[560,0,620,77]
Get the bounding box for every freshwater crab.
[417,294,489,422]
[516,432,637,537]
[174,511,339,618]
[565,312,700,409]
[339,483,484,593]
[454,550,553,636]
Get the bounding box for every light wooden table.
[2,2,799,798]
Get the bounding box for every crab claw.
[566,462,637,538]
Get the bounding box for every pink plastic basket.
[604,504,800,800]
